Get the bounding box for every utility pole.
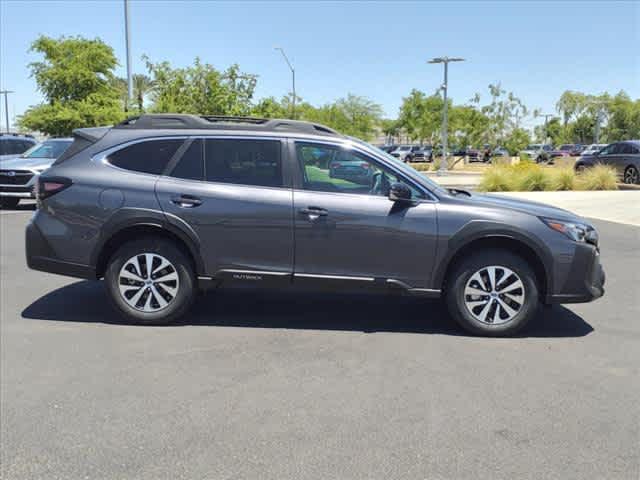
[0,90,13,133]
[124,0,133,110]
[275,47,296,119]
[428,57,465,175]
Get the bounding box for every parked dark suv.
[26,115,605,336]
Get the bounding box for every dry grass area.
[478,162,618,192]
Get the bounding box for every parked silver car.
[0,138,72,208]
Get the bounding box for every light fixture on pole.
[428,57,464,175]
[0,90,13,133]
[274,47,296,119]
[124,0,133,111]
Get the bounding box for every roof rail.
[113,114,341,137]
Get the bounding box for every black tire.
[624,165,639,185]
[104,237,196,325]
[0,197,20,209]
[575,163,586,173]
[445,249,539,337]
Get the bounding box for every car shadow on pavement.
[21,280,594,338]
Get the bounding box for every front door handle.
[171,194,202,208]
[299,206,328,220]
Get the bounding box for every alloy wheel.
[624,167,639,185]
[118,253,179,312]
[463,266,525,325]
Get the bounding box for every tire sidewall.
[446,251,539,336]
[105,238,196,325]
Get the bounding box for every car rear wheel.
[105,237,196,324]
[624,166,639,185]
[445,250,539,336]
[575,163,587,173]
[0,197,20,209]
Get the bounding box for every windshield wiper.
[447,188,472,197]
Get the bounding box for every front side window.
[599,144,616,155]
[204,139,282,188]
[107,139,184,175]
[296,142,423,198]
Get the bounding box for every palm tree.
[132,74,155,112]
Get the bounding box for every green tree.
[380,119,400,144]
[251,96,288,118]
[475,83,528,144]
[503,127,531,155]
[133,74,155,112]
[145,57,257,115]
[398,90,445,143]
[18,35,125,136]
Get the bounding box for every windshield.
[560,145,573,151]
[525,144,541,150]
[22,140,72,159]
[398,146,411,151]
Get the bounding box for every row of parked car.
[379,144,510,163]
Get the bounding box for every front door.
[291,141,438,290]
[155,137,294,281]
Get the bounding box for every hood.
[0,156,55,171]
[461,192,583,222]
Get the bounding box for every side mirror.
[388,182,412,202]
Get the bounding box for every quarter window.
[295,142,423,198]
[204,139,282,187]
[107,139,184,175]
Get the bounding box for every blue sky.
[1,0,638,130]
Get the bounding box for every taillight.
[360,162,370,169]
[36,176,72,202]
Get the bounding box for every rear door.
[155,137,294,281]
[291,140,438,291]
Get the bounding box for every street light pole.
[428,57,465,175]
[0,90,13,133]
[275,47,296,119]
[124,0,133,111]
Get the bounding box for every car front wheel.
[105,237,196,324]
[445,250,539,336]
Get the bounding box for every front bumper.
[0,170,37,198]
[545,244,605,304]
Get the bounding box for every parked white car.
[580,144,607,156]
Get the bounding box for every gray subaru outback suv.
[26,114,605,336]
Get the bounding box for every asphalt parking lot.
[1,204,639,480]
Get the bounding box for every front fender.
[431,220,554,293]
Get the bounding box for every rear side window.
[204,139,282,187]
[107,139,183,175]
[170,139,204,181]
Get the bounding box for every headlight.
[541,218,598,245]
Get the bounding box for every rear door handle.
[299,206,328,220]
[171,194,202,208]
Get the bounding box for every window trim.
[290,138,438,202]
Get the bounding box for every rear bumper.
[545,246,605,304]
[25,219,96,279]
